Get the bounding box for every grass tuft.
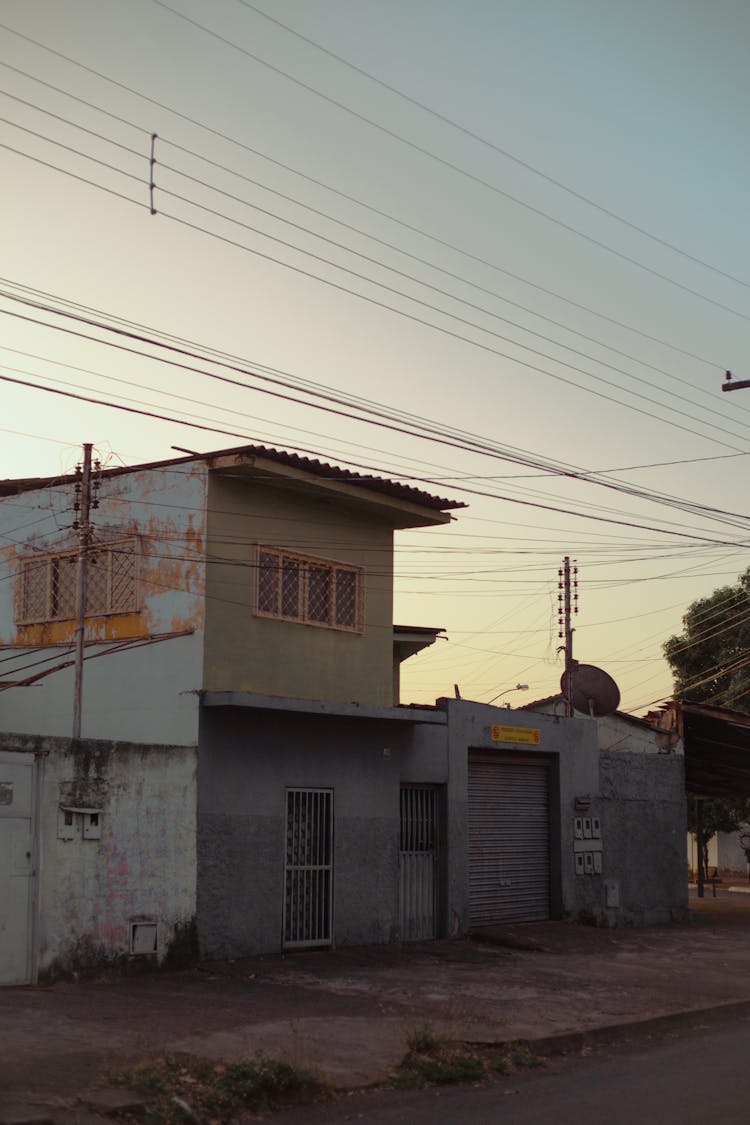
[390,1037,544,1091]
[406,1025,443,1055]
[106,1053,326,1122]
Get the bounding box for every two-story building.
[0,444,687,986]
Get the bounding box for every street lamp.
[487,683,529,705]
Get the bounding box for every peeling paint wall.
[204,475,395,706]
[0,733,197,978]
[0,463,208,745]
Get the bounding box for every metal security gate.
[283,788,333,949]
[399,786,439,940]
[468,752,550,926]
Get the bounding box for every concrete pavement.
[3,892,750,1121]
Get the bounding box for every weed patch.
[106,1053,326,1122]
[390,1037,544,1091]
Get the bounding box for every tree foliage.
[664,565,750,715]
[686,796,750,839]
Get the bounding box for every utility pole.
[72,443,93,742]
[558,557,578,718]
[722,370,750,393]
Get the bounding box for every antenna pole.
[72,443,93,742]
[559,556,578,717]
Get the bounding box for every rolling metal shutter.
[468,752,550,925]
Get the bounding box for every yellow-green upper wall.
[203,474,395,706]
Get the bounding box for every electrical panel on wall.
[573,816,603,876]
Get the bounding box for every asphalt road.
[273,1012,750,1124]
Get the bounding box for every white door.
[0,754,35,985]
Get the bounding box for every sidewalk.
[3,892,750,1121]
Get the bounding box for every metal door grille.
[283,788,333,949]
[399,786,439,940]
[468,753,550,926]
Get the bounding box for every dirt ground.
[2,891,750,1119]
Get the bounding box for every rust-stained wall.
[0,733,197,979]
[0,463,208,744]
[204,474,395,706]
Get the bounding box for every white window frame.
[255,546,363,633]
[16,539,140,625]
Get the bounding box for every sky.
[1,0,749,714]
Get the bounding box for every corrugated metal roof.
[0,443,465,512]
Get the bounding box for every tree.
[664,565,750,715]
[665,567,750,877]
[687,795,750,877]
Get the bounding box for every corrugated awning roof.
[653,700,750,797]
[0,443,465,513]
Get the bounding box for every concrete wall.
[203,476,395,707]
[198,700,687,960]
[442,701,602,925]
[197,706,449,957]
[0,733,197,979]
[600,751,687,924]
[0,464,207,745]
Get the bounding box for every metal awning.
[653,701,750,797]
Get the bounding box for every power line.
[1,141,145,210]
[0,33,729,368]
[153,158,750,440]
[237,0,750,295]
[5,365,750,550]
[5,92,744,439]
[150,0,750,325]
[3,282,750,540]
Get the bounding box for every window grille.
[256,547,362,632]
[17,540,138,624]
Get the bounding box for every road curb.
[464,999,750,1058]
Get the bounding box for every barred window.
[256,548,362,632]
[17,540,138,624]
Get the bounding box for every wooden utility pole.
[72,443,93,742]
[558,557,578,718]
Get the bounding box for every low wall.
[0,733,197,979]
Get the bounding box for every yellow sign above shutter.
[491,725,541,745]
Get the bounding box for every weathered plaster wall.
[600,751,688,924]
[0,463,207,744]
[204,476,394,707]
[197,707,448,957]
[0,733,197,978]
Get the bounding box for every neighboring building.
[647,701,750,881]
[0,447,688,984]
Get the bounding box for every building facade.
[0,447,688,984]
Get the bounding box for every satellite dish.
[560,664,620,717]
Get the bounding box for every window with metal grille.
[16,540,138,624]
[256,547,362,632]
